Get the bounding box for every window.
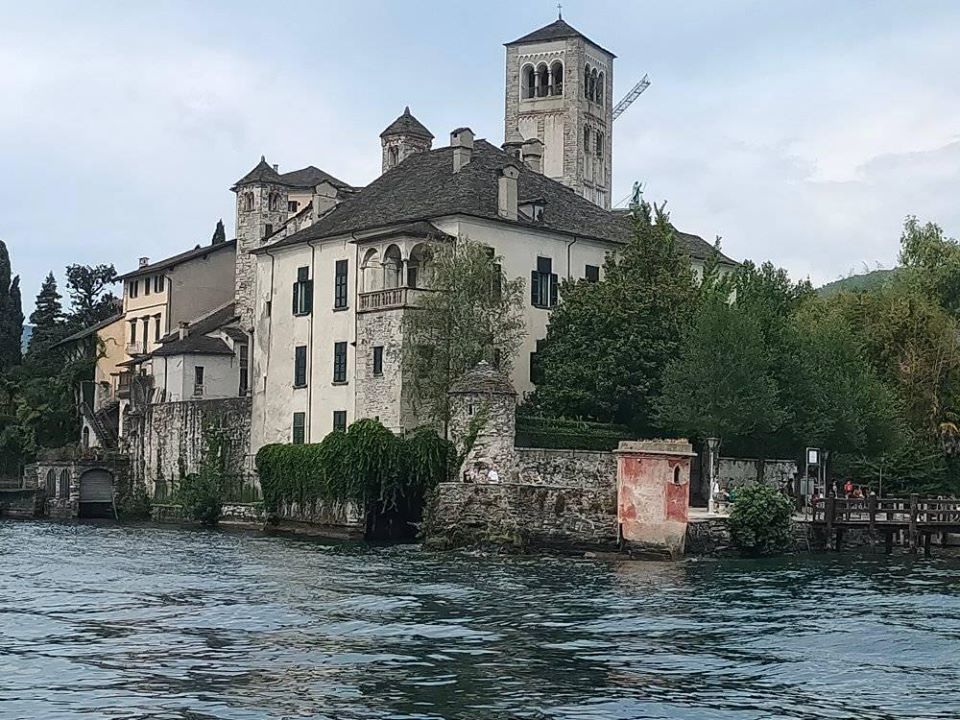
[584,65,592,100]
[193,366,204,396]
[522,64,535,99]
[238,344,249,396]
[294,345,307,388]
[288,200,299,212]
[333,341,347,383]
[264,223,273,239]
[596,131,604,159]
[585,265,600,283]
[144,276,151,296]
[129,320,137,345]
[268,192,280,212]
[551,61,563,95]
[387,146,399,167]
[154,275,164,293]
[333,410,347,432]
[531,257,558,308]
[334,259,348,309]
[597,72,605,106]
[292,412,306,444]
[536,63,549,97]
[128,280,138,298]
[597,190,607,207]
[292,266,313,315]
[45,469,55,496]
[583,127,591,153]
[373,345,384,376]
[530,339,545,384]
[242,192,254,212]
[58,469,70,499]
[154,315,162,342]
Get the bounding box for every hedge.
[255,419,455,513]
[515,415,633,451]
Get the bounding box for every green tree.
[0,240,23,372]
[27,272,66,358]
[528,201,699,432]
[898,215,960,313]
[656,295,785,444]
[211,218,226,245]
[728,483,794,555]
[64,263,119,329]
[402,238,525,431]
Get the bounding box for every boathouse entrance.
[78,468,115,518]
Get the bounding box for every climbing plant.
[255,419,454,516]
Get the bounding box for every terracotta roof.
[381,107,434,140]
[506,19,616,58]
[262,140,732,264]
[449,361,517,396]
[117,239,236,281]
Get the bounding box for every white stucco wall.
[154,353,238,402]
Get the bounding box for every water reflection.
[1,520,959,719]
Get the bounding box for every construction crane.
[611,74,651,121]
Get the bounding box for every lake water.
[1,520,959,720]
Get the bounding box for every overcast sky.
[2,0,959,306]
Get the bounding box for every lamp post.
[706,437,721,513]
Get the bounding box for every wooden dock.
[812,495,960,554]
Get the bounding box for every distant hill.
[21,325,32,352]
[817,269,898,297]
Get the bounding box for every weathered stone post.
[447,361,517,483]
[616,439,696,560]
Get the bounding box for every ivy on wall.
[255,419,454,515]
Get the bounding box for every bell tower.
[504,17,615,209]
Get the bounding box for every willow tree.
[402,237,525,432]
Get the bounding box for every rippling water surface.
[2,520,960,719]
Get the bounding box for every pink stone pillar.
[616,439,696,560]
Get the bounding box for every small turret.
[380,107,433,174]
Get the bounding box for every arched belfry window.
[242,192,254,212]
[268,192,281,212]
[550,61,564,96]
[536,64,549,98]
[596,72,605,107]
[522,64,535,99]
[584,65,592,100]
[590,68,599,104]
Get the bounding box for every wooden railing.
[812,496,960,527]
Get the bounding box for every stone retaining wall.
[0,489,39,518]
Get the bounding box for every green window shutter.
[304,280,313,314]
[531,270,540,306]
[549,274,558,307]
[292,282,299,315]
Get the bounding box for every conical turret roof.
[380,107,434,140]
[232,156,282,189]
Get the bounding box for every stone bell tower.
[231,156,289,330]
[504,17,615,209]
[380,107,434,174]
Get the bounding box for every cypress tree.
[0,240,24,372]
[28,272,66,357]
[211,218,226,245]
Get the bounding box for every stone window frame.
[372,345,384,377]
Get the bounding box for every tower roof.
[232,156,282,189]
[380,107,434,140]
[505,19,616,58]
[449,361,517,396]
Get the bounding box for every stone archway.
[78,468,115,519]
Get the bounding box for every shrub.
[728,482,794,555]
[177,467,222,526]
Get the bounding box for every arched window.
[268,192,281,212]
[361,248,381,293]
[383,245,403,289]
[45,470,56,496]
[536,64,549,98]
[584,65,592,100]
[387,146,399,168]
[673,466,682,485]
[58,469,70,499]
[242,192,254,212]
[550,61,564,96]
[590,69,599,104]
[522,64,536,99]
[82,426,90,449]
[596,71,604,107]
[407,243,435,289]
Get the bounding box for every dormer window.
[519,199,546,222]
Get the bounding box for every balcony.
[125,341,147,356]
[358,287,433,313]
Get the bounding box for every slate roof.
[151,335,234,357]
[117,239,237,281]
[51,313,123,348]
[279,166,353,190]
[450,361,517,396]
[159,302,239,344]
[506,19,616,58]
[381,107,434,140]
[263,140,733,264]
[233,156,282,188]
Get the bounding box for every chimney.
[138,257,149,268]
[272,164,279,173]
[312,181,339,222]
[521,138,544,174]
[498,164,520,221]
[178,322,189,340]
[451,127,474,173]
[502,128,524,161]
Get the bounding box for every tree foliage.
[728,483,794,555]
[0,241,23,373]
[27,272,66,359]
[64,263,119,329]
[211,219,226,245]
[527,201,699,433]
[402,238,525,430]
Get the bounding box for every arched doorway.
[78,468,115,519]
